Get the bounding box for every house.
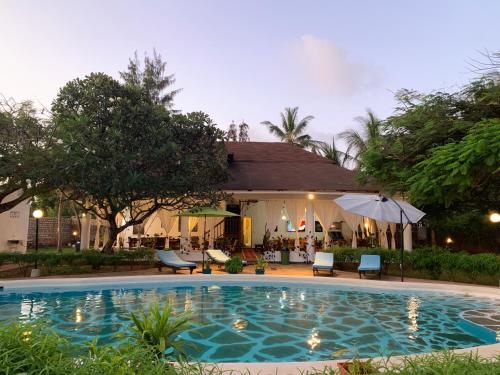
[116,142,414,261]
[0,190,30,253]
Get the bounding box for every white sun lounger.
[312,252,334,276]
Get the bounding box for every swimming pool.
[0,279,498,362]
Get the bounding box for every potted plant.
[254,256,268,274]
[280,236,290,265]
[202,260,212,274]
[224,256,243,274]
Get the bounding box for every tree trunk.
[102,219,120,254]
[431,229,436,247]
[56,191,63,252]
[71,202,82,240]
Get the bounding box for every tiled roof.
[222,142,378,192]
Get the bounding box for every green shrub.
[224,256,243,274]
[325,246,500,285]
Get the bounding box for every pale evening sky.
[1,0,498,149]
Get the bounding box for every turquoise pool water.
[0,282,498,362]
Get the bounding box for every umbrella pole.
[400,209,404,282]
[202,215,206,266]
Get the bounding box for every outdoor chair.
[312,252,334,276]
[206,249,247,267]
[156,250,196,274]
[358,255,381,279]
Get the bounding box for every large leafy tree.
[50,73,228,252]
[357,78,500,249]
[0,98,53,213]
[120,50,181,109]
[261,107,315,148]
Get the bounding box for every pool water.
[0,282,498,362]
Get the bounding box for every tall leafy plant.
[129,302,191,360]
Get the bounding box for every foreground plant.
[129,302,191,361]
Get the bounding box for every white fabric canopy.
[313,200,339,248]
[389,223,397,249]
[265,200,283,233]
[376,220,389,248]
[285,200,307,249]
[340,210,363,248]
[188,217,199,233]
[157,209,177,235]
[93,218,101,249]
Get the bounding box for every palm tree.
[261,107,315,148]
[317,137,353,167]
[338,109,381,167]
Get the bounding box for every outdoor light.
[32,209,43,219]
[489,212,500,223]
[81,213,86,218]
[308,193,315,200]
[281,215,287,221]
[31,209,43,277]
[364,223,369,229]
[445,237,453,244]
[72,231,78,236]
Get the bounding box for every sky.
[1,0,499,149]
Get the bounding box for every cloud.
[292,35,380,95]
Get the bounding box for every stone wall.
[27,217,98,248]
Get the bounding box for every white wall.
[0,191,30,253]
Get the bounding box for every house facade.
[114,142,414,262]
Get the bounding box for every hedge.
[0,248,156,276]
[325,246,500,284]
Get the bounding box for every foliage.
[49,73,228,252]
[317,137,353,167]
[0,321,182,374]
[0,97,53,213]
[238,122,250,142]
[254,256,268,270]
[311,352,500,374]
[0,248,156,276]
[355,78,500,249]
[409,119,500,207]
[120,49,181,109]
[324,246,500,285]
[129,302,191,361]
[227,121,237,141]
[338,109,381,168]
[224,256,244,274]
[261,106,316,148]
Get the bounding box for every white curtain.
[265,200,283,233]
[285,200,307,248]
[389,223,397,249]
[313,200,339,248]
[94,218,101,249]
[341,210,363,248]
[157,209,177,235]
[188,217,199,233]
[377,220,389,248]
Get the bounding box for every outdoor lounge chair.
[206,249,247,266]
[358,255,381,279]
[156,250,196,274]
[312,252,334,276]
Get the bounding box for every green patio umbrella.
[178,207,239,266]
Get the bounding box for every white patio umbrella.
[334,194,425,282]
